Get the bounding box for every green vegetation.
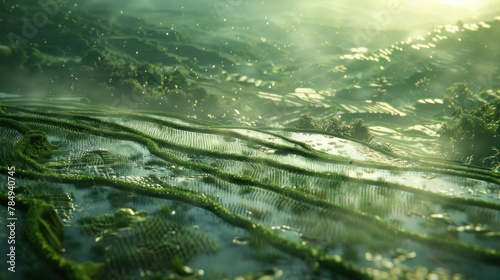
[78,206,218,276]
[2,2,500,279]
[16,132,57,162]
[0,194,104,280]
[295,113,371,141]
[442,82,478,112]
[3,104,500,279]
[0,3,240,123]
[439,98,500,170]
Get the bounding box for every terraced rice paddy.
[1,102,500,279]
[1,1,500,279]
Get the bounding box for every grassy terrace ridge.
[0,194,104,280]
[2,106,500,183]
[5,165,500,259]
[1,105,500,279]
[0,168,371,280]
[2,108,500,211]
[4,167,500,279]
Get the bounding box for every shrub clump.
[442,82,478,111]
[295,114,371,141]
[296,113,320,130]
[438,102,500,169]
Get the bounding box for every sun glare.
[422,0,486,9]
[436,0,467,7]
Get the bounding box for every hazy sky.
[81,0,500,35]
[289,0,500,28]
[78,0,499,54]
